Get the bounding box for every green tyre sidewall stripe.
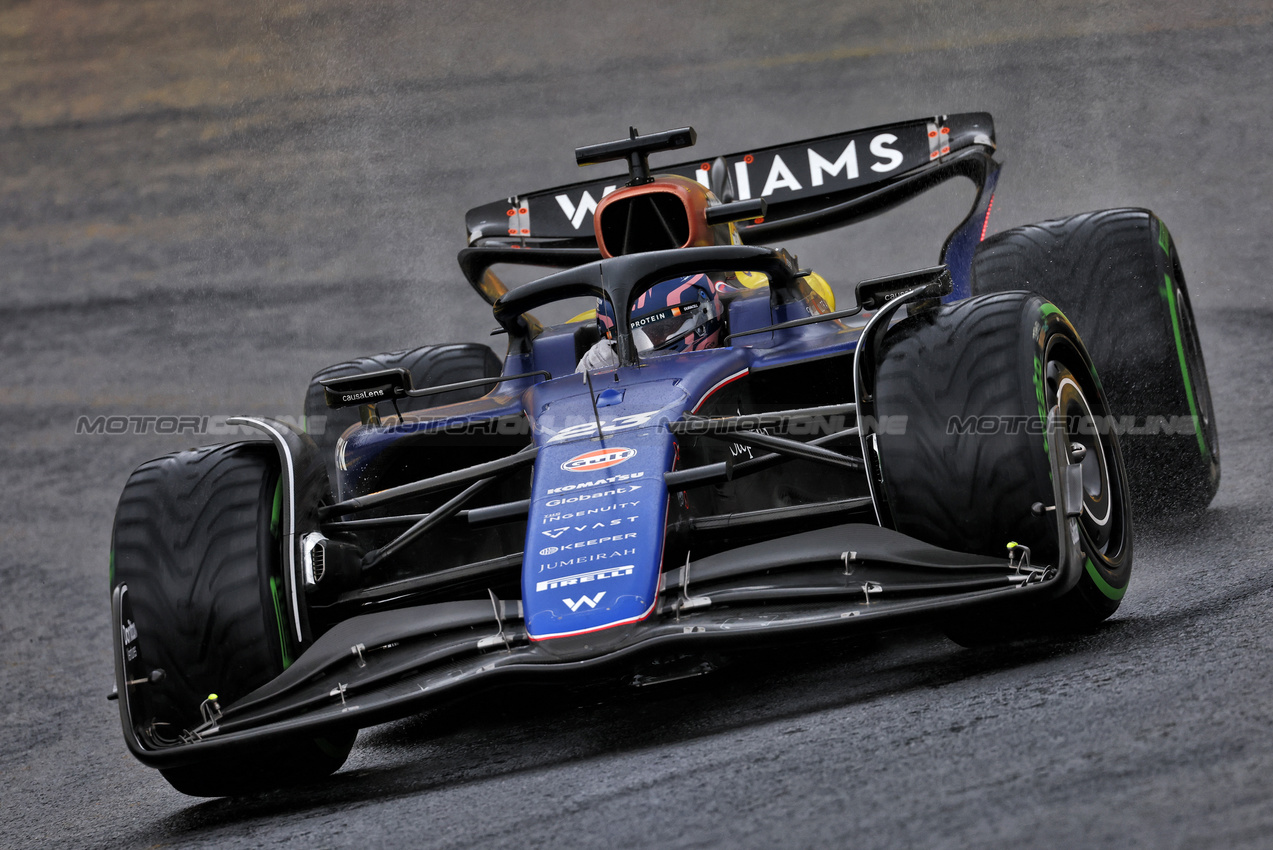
[269,576,293,669]
[270,476,283,538]
[1156,217,1208,459]
[267,476,293,669]
[1085,557,1127,601]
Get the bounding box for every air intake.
[598,192,690,256]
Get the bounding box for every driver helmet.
[596,273,725,355]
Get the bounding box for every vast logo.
[541,515,640,538]
[562,592,606,612]
[561,446,636,473]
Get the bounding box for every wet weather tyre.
[110,442,354,796]
[873,293,1133,643]
[972,209,1219,515]
[303,343,502,487]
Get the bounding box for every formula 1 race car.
[109,114,1220,796]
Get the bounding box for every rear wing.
[461,113,1000,303]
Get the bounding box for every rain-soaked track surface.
[4,3,1273,847]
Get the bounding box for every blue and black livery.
[108,113,1218,796]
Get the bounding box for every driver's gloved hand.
[575,339,619,373]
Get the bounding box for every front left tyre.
[111,441,354,797]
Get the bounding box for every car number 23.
[546,410,662,443]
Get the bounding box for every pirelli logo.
[536,565,635,592]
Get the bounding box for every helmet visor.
[629,301,709,353]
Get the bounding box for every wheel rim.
[1046,341,1129,566]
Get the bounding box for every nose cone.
[521,431,672,647]
[533,620,646,661]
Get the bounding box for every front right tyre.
[873,293,1133,643]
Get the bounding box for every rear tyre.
[873,293,1133,644]
[111,442,354,796]
[303,343,502,489]
[972,209,1219,515]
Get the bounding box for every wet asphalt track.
[4,2,1273,847]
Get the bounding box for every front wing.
[113,518,1083,768]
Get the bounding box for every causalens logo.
[561,446,636,473]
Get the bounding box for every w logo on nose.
[562,592,605,612]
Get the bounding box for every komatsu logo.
[546,471,644,495]
[561,446,636,473]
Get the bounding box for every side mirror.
[855,265,952,311]
[320,368,413,410]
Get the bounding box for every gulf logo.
[560,446,636,473]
